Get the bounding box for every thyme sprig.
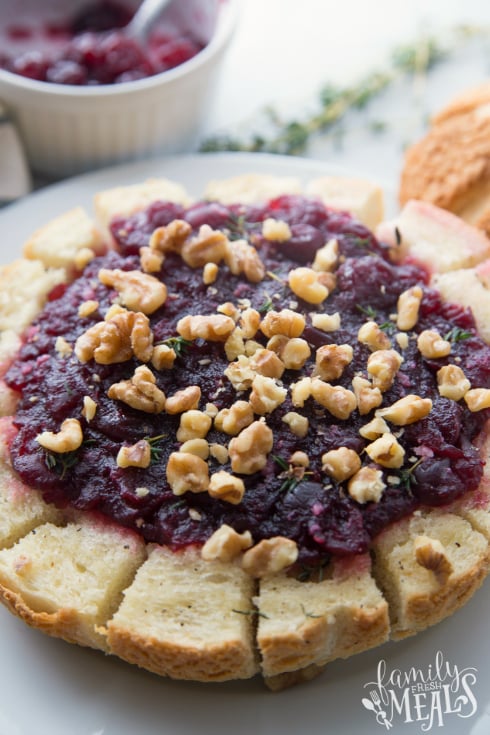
[144,433,168,462]
[159,336,192,358]
[444,327,473,343]
[44,449,80,480]
[199,27,486,156]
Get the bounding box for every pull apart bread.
[1,173,490,691]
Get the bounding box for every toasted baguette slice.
[204,173,302,205]
[255,554,389,679]
[371,510,489,640]
[94,178,191,231]
[376,200,490,273]
[306,176,384,230]
[0,518,146,650]
[430,261,490,343]
[106,545,258,682]
[23,207,106,270]
[0,258,67,334]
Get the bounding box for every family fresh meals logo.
[361,651,478,731]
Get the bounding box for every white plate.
[0,153,489,735]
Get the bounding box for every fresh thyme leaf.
[44,449,79,480]
[159,336,191,357]
[444,327,472,343]
[356,304,377,320]
[379,320,396,333]
[257,295,273,313]
[300,604,322,619]
[272,454,289,471]
[144,433,168,463]
[351,236,372,249]
[398,458,424,490]
[232,608,269,619]
[280,476,299,493]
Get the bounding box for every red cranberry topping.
[6,196,490,569]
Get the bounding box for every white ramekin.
[0,0,237,177]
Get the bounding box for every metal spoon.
[125,0,174,42]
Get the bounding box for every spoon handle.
[126,0,173,42]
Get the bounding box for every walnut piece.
[288,267,329,304]
[365,433,405,468]
[241,537,298,577]
[208,471,246,504]
[224,355,257,391]
[176,410,212,442]
[151,344,177,370]
[437,365,471,401]
[177,314,236,342]
[396,286,423,330]
[464,388,490,412]
[357,321,391,351]
[312,238,339,272]
[203,262,219,285]
[359,416,390,440]
[347,467,386,503]
[267,336,311,370]
[214,400,254,436]
[181,224,228,268]
[179,438,210,459]
[224,238,265,283]
[367,349,403,392]
[282,411,309,438]
[413,535,453,584]
[228,420,274,475]
[201,524,253,562]
[249,375,287,415]
[36,418,83,453]
[81,395,97,422]
[322,447,361,482]
[311,378,357,419]
[117,440,151,468]
[98,268,167,315]
[311,312,341,332]
[351,376,383,415]
[166,451,209,495]
[262,218,292,241]
[249,348,285,379]
[260,309,305,338]
[165,385,201,414]
[148,219,192,255]
[107,365,166,413]
[376,394,432,425]
[75,310,153,364]
[417,330,451,359]
[313,343,353,381]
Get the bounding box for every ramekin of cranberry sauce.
[0,0,205,85]
[6,194,490,571]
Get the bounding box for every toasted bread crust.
[0,176,489,689]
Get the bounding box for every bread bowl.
[0,170,489,692]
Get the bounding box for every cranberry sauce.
[6,196,490,569]
[1,1,203,85]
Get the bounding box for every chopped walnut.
[78,299,99,318]
[437,365,471,401]
[239,308,261,339]
[413,535,453,584]
[179,438,210,459]
[148,219,192,255]
[357,321,391,351]
[117,440,151,469]
[55,336,73,357]
[288,267,329,304]
[347,467,386,504]
[209,443,229,464]
[464,388,490,412]
[36,418,83,453]
[367,349,403,392]
[249,348,285,379]
[395,332,409,350]
[313,343,353,381]
[267,336,311,370]
[228,420,274,475]
[166,451,209,495]
[290,376,313,407]
[217,302,240,320]
[396,286,423,330]
[282,411,309,438]
[260,309,305,338]
[249,375,287,415]
[201,525,253,562]
[74,247,95,270]
[177,314,235,342]
[322,447,361,482]
[151,344,177,370]
[376,394,432,425]
[224,238,265,283]
[98,268,167,315]
[214,400,254,436]
[417,330,451,359]
[311,378,357,419]
[241,537,298,577]
[365,433,405,468]
[262,217,292,241]
[351,376,383,415]
[140,246,164,273]
[312,238,339,272]
[181,224,228,268]
[208,471,246,504]
[224,328,246,361]
[224,355,256,391]
[359,416,390,440]
[75,310,153,364]
[176,410,212,442]
[108,365,166,414]
[81,395,97,422]
[165,385,201,414]
[203,262,219,285]
[311,312,341,332]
